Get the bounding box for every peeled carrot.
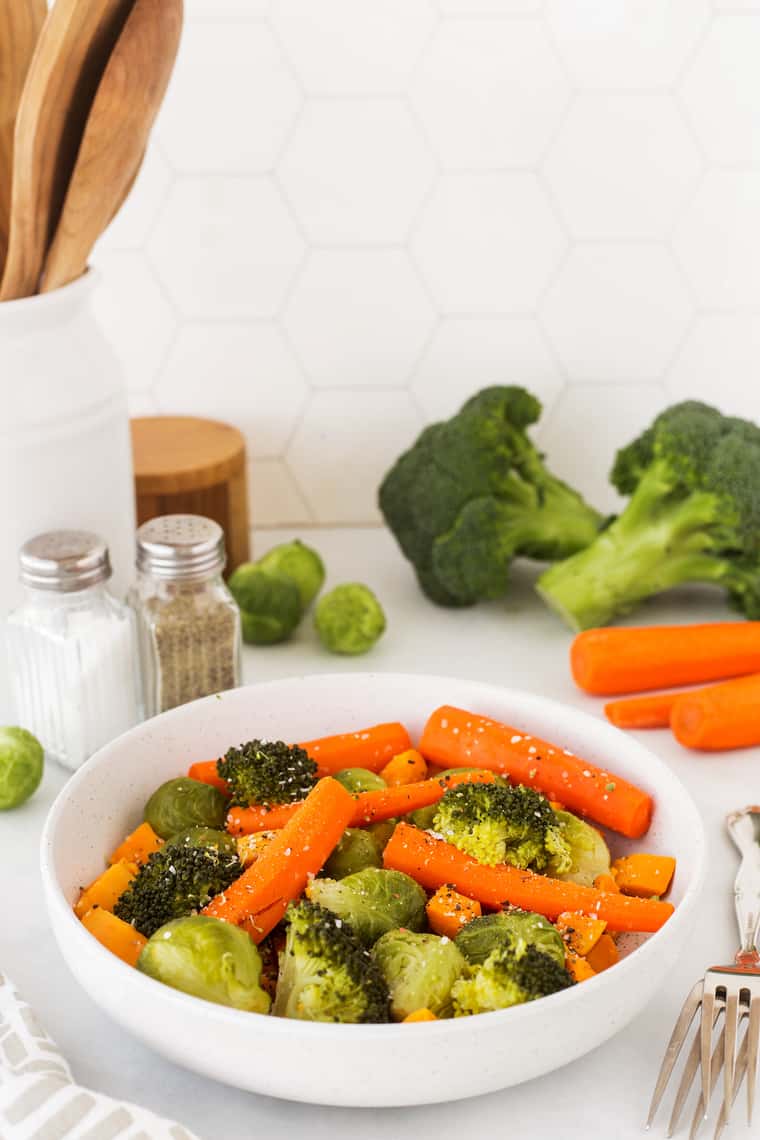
[227,770,495,836]
[383,824,674,933]
[187,760,229,794]
[426,884,482,939]
[593,873,620,894]
[556,912,607,956]
[612,854,675,898]
[380,749,428,787]
[108,822,163,867]
[419,705,653,839]
[604,691,679,730]
[585,932,619,974]
[300,722,412,776]
[203,776,354,941]
[571,623,760,696]
[670,672,760,751]
[81,906,147,967]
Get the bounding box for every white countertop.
[1,527,756,1140]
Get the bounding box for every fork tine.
[688,1024,726,1140]
[672,1004,724,1139]
[713,1025,749,1140]
[647,980,704,1129]
[700,989,718,1118]
[746,997,760,1125]
[722,991,740,1123]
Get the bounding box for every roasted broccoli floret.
[452,936,574,1016]
[454,909,566,967]
[378,386,603,606]
[114,843,242,938]
[217,739,317,808]
[273,901,390,1023]
[537,401,760,629]
[432,782,571,871]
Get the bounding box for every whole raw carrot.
[670,672,760,751]
[300,722,412,776]
[419,705,653,839]
[226,770,495,836]
[187,760,229,793]
[604,691,680,730]
[203,776,354,941]
[571,623,760,696]
[383,824,674,934]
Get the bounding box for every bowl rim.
[40,671,707,1039]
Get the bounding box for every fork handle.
[727,807,760,964]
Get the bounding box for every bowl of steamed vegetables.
[40,673,704,1106]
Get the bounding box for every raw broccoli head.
[538,401,760,629]
[217,739,317,808]
[114,843,242,938]
[272,900,390,1023]
[452,936,574,1016]
[432,782,571,871]
[378,386,603,606]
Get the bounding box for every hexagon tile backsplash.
[92,0,760,529]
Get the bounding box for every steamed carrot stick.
[604,691,679,730]
[203,776,354,942]
[419,705,653,839]
[570,623,760,696]
[187,760,229,793]
[226,770,496,836]
[383,824,674,934]
[299,722,412,776]
[670,672,760,751]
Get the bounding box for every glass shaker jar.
[5,531,141,771]
[130,515,241,716]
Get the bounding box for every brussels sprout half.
[144,777,227,839]
[307,868,427,945]
[548,810,611,887]
[455,910,565,968]
[373,930,466,1020]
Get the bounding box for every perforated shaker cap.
[19,530,111,592]
[135,515,226,581]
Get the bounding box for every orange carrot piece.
[670,673,760,751]
[570,623,760,696]
[556,912,607,956]
[383,824,674,934]
[226,802,304,836]
[585,932,619,974]
[187,760,229,794]
[74,861,139,919]
[593,873,620,894]
[299,722,412,776]
[604,691,680,730]
[565,950,596,982]
[612,854,676,899]
[403,1009,438,1022]
[80,906,147,967]
[203,777,354,942]
[426,885,482,939]
[419,705,653,839]
[108,822,163,867]
[380,749,428,787]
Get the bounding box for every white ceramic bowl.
[41,673,705,1107]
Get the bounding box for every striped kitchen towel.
[0,971,202,1139]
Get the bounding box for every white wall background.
[92,0,760,528]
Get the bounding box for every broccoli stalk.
[379,387,604,607]
[537,402,760,630]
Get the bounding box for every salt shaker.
[129,515,241,717]
[5,531,141,771]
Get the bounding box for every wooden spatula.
[42,0,182,292]
[0,0,46,275]
[0,0,136,300]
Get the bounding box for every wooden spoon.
[0,0,46,274]
[42,0,182,292]
[0,0,136,300]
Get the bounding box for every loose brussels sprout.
[256,540,325,610]
[144,777,227,839]
[373,930,466,1020]
[0,726,43,810]
[307,868,427,945]
[138,915,270,1013]
[228,565,302,645]
[324,828,383,879]
[333,767,387,795]
[455,910,565,968]
[165,826,238,859]
[314,583,386,656]
[548,810,611,887]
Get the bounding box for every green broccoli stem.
[520,476,604,561]
[536,464,728,630]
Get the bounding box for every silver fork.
[646,805,760,1136]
